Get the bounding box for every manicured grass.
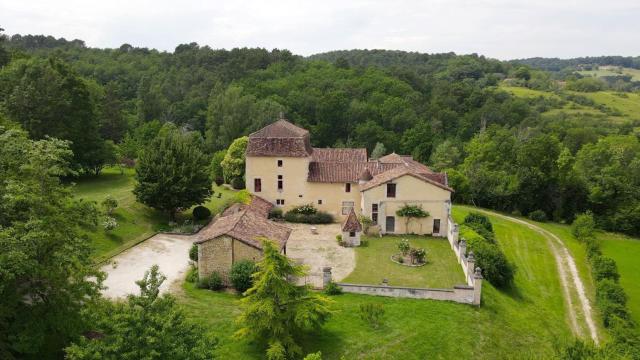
[599,232,640,327]
[342,235,466,288]
[73,167,239,262]
[177,205,577,358]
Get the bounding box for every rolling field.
[578,66,640,81]
[177,206,577,359]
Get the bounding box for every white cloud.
[1,0,639,59]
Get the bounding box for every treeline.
[2,32,640,236]
[511,56,640,71]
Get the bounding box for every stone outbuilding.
[341,208,362,246]
[194,195,291,283]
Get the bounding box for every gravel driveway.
[285,223,355,288]
[101,233,194,298]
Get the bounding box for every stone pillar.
[322,267,332,288]
[466,251,475,284]
[459,239,467,259]
[473,267,483,306]
[452,223,459,243]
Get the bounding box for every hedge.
[459,224,515,288]
[283,211,334,224]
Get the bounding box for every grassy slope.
[178,206,574,359]
[598,232,640,326]
[578,67,640,81]
[342,235,466,288]
[500,85,640,121]
[73,167,236,262]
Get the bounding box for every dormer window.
[386,183,396,198]
[345,183,351,193]
[277,159,283,167]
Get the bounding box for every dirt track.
[474,209,599,344]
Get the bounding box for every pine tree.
[236,239,333,360]
[134,124,212,219]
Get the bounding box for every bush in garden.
[268,207,283,219]
[358,303,385,329]
[397,239,410,256]
[230,260,256,294]
[324,281,343,295]
[101,195,118,215]
[469,240,515,288]
[572,212,596,241]
[463,212,493,232]
[465,221,496,244]
[592,256,620,282]
[359,215,373,232]
[336,234,343,246]
[290,204,317,215]
[189,244,198,262]
[207,271,224,291]
[284,210,333,224]
[214,177,224,186]
[192,205,211,220]
[231,177,245,190]
[410,248,427,264]
[103,216,118,231]
[185,265,198,283]
[303,352,322,360]
[527,209,548,222]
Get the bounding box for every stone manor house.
[245,118,454,237]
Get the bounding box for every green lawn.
[578,67,640,81]
[342,235,466,288]
[73,167,238,262]
[177,205,577,359]
[599,232,640,326]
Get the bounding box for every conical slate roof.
[342,208,362,232]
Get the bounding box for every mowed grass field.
[342,235,466,288]
[177,206,577,359]
[73,167,237,262]
[578,67,640,81]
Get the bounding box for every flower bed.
[391,254,426,267]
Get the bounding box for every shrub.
[207,271,224,291]
[268,207,283,219]
[359,303,385,329]
[101,195,118,215]
[336,234,343,246]
[397,239,410,256]
[189,244,198,262]
[303,352,322,360]
[584,238,602,259]
[359,215,373,232]
[185,265,198,283]
[463,212,493,232]
[465,221,496,244]
[600,301,630,327]
[284,210,334,224]
[214,176,224,186]
[192,205,211,220]
[231,177,245,190]
[410,247,427,264]
[596,279,627,307]
[290,204,317,215]
[324,281,343,295]
[592,256,620,282]
[471,241,515,288]
[572,212,596,241]
[230,260,256,294]
[103,216,118,231]
[528,210,548,222]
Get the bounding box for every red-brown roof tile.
[246,119,313,157]
[311,148,367,162]
[342,209,362,232]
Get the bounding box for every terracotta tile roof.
[246,119,313,157]
[359,168,373,181]
[194,209,291,250]
[311,148,367,162]
[221,194,274,218]
[307,162,397,183]
[342,209,362,232]
[360,166,453,192]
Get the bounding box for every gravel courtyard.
[101,233,193,298]
[285,222,355,288]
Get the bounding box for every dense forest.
[1,32,640,239]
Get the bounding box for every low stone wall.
[336,282,477,304]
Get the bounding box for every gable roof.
[308,161,397,183]
[221,194,274,218]
[342,209,362,232]
[360,166,453,193]
[194,209,291,250]
[311,148,367,162]
[246,119,313,157]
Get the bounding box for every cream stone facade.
[245,119,454,235]
[197,235,262,282]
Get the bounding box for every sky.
[2,0,640,59]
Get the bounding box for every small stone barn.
[342,208,362,246]
[194,195,291,283]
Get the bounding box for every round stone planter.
[390,254,426,267]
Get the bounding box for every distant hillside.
[511,56,640,71]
